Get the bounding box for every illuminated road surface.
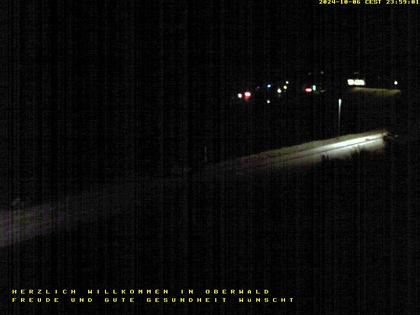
[0,129,391,248]
[204,129,389,177]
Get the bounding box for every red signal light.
[244,91,252,101]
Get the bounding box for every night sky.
[6,0,420,203]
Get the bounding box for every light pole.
[338,98,342,136]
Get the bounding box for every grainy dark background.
[3,1,420,314]
[7,1,420,188]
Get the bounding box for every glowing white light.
[394,80,398,85]
[277,88,282,94]
[283,85,287,90]
[312,85,317,91]
[238,93,243,99]
[347,79,365,86]
[267,84,272,88]
[286,81,289,84]
[244,91,251,97]
[326,133,385,150]
[266,100,271,104]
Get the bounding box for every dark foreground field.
[1,136,420,315]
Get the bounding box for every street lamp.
[338,98,342,136]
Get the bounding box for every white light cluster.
[347,79,366,86]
